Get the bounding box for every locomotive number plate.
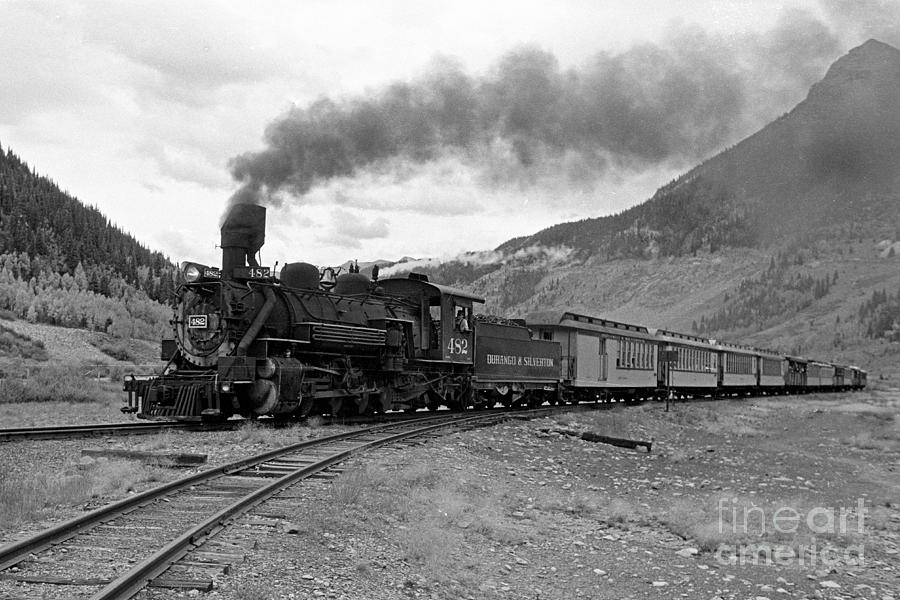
[188,314,208,329]
[233,266,271,279]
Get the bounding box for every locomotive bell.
[221,204,266,279]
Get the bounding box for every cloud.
[136,140,231,189]
[301,154,484,216]
[819,0,900,48]
[325,208,390,249]
[0,3,109,123]
[78,1,288,107]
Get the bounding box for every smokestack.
[221,204,266,279]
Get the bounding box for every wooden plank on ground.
[149,577,213,591]
[81,448,208,466]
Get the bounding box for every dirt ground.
[204,389,900,600]
[2,390,898,599]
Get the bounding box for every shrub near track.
[0,459,164,529]
[0,366,123,404]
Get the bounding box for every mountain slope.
[499,39,900,259]
[0,143,174,339]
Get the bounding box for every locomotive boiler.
[124,204,562,420]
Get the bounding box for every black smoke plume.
[228,12,841,208]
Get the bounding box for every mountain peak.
[816,38,900,88]
[853,38,899,56]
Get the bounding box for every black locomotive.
[123,204,560,420]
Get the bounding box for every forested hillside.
[0,143,173,340]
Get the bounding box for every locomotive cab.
[379,274,483,363]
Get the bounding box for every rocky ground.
[170,390,899,600]
[1,390,898,599]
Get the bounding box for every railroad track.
[0,402,587,443]
[0,407,568,599]
[0,421,214,442]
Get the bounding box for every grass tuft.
[233,583,270,600]
[235,421,315,447]
[0,459,163,529]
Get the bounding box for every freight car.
[123,205,864,421]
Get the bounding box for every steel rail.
[0,420,207,442]
[90,413,500,599]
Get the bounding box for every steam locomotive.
[123,204,560,420]
[123,204,865,421]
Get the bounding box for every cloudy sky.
[1,1,897,268]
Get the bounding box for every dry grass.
[233,583,270,600]
[0,397,132,427]
[297,459,517,582]
[134,431,180,452]
[657,493,867,555]
[845,430,900,451]
[843,407,900,450]
[235,421,320,447]
[0,366,123,405]
[0,459,163,529]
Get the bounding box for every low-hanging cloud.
[378,242,574,277]
[227,9,843,212]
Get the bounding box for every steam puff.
[379,244,573,277]
[229,12,840,209]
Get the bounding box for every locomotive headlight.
[183,263,202,283]
[220,382,232,393]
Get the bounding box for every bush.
[90,337,135,362]
[0,324,48,361]
[0,366,118,404]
